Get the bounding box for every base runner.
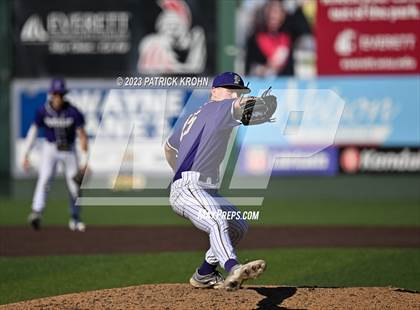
[23,78,89,232]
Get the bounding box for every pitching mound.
[2,284,419,309]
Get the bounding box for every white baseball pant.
[32,141,79,214]
[170,171,248,268]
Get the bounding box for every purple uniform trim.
[34,101,85,145]
[169,99,241,182]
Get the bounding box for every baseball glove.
[73,167,88,187]
[240,88,277,125]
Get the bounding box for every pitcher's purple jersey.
[167,99,241,182]
[34,101,85,145]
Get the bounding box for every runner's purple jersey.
[167,99,241,182]
[34,101,85,146]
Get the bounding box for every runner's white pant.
[32,141,79,214]
[170,171,248,268]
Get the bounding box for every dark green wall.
[217,0,236,72]
[0,0,10,195]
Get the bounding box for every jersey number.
[180,109,201,141]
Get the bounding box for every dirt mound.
[2,284,419,309]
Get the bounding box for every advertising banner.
[11,79,209,180]
[339,146,420,174]
[237,146,339,176]
[317,0,420,75]
[242,76,420,147]
[12,76,420,179]
[12,0,216,77]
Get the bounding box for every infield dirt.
[1,284,419,309]
[2,226,419,256]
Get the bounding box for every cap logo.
[234,75,240,84]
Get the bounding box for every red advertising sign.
[317,0,420,75]
[339,147,420,173]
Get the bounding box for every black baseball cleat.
[28,212,42,231]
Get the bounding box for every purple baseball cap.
[49,78,68,94]
[212,72,250,93]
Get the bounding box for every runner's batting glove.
[73,166,89,186]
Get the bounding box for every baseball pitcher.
[165,72,277,291]
[23,78,89,232]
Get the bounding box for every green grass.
[2,176,419,226]
[1,248,419,305]
[258,198,420,226]
[1,197,419,227]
